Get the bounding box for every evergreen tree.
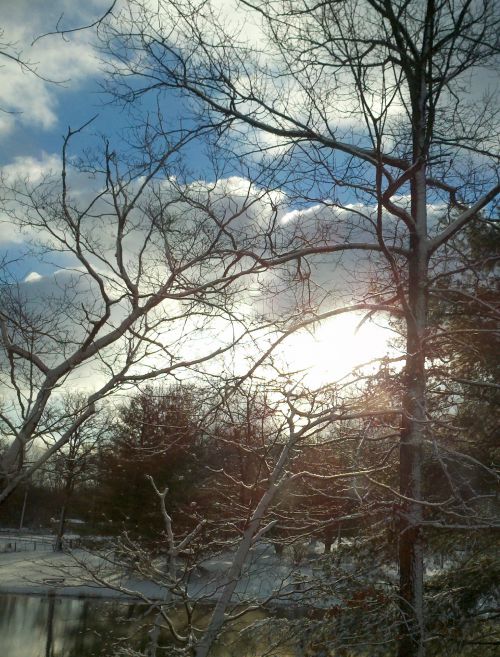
[98,386,202,538]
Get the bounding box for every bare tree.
[96,1,500,655]
[43,394,109,551]
[72,379,394,657]
[1,1,498,655]
[0,2,117,114]
[0,119,297,503]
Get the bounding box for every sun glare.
[279,313,393,388]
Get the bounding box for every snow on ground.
[0,540,343,607]
[0,549,125,598]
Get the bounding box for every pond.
[0,594,302,657]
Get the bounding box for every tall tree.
[100,1,499,655]
[421,220,499,655]
[0,118,290,503]
[48,395,108,550]
[99,386,202,537]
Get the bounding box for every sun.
[278,312,393,388]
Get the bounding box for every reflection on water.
[0,595,129,657]
[0,594,300,657]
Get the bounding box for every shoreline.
[0,545,331,609]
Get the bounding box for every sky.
[0,0,269,279]
[0,0,495,474]
[0,0,420,398]
[0,0,259,174]
[1,1,115,159]
[0,1,120,276]
[0,0,333,291]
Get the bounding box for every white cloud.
[23,271,42,282]
[0,223,24,245]
[1,152,61,183]
[0,62,59,130]
[0,1,109,138]
[0,152,62,244]
[0,113,15,137]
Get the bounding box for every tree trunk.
[45,593,56,657]
[54,503,67,552]
[195,437,296,657]
[19,488,28,530]
[398,134,428,656]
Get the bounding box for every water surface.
[0,594,299,656]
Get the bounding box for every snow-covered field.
[0,549,125,598]
[0,541,342,606]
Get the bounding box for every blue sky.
[1,2,118,275]
[0,1,218,281]
[0,1,274,285]
[3,0,496,286]
[1,2,112,159]
[1,1,253,174]
[0,0,396,262]
[1,0,452,399]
